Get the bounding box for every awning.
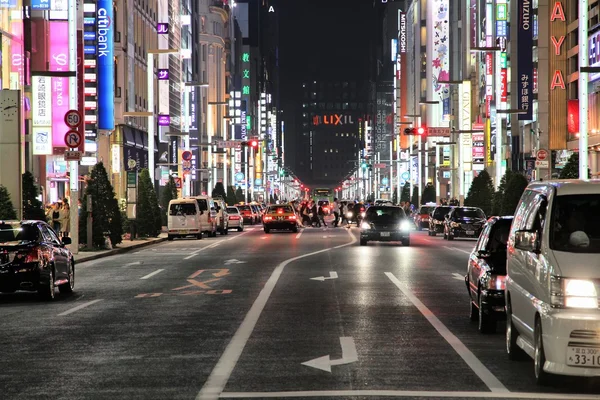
[141,131,148,151]
[123,126,136,146]
[134,130,144,149]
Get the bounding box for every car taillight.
[287,215,297,220]
[229,215,240,220]
[18,248,40,263]
[487,275,506,291]
[264,216,273,221]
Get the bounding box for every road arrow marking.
[224,259,246,265]
[452,273,465,281]
[310,271,338,281]
[123,261,142,267]
[301,337,358,373]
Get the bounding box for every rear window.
[195,199,208,211]
[169,203,197,216]
[433,207,452,218]
[227,207,239,214]
[419,206,434,214]
[238,205,251,211]
[269,206,293,214]
[0,223,39,243]
[455,208,486,219]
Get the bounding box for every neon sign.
[312,114,355,126]
[550,1,566,90]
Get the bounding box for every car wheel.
[264,227,270,234]
[196,232,203,240]
[292,226,298,233]
[534,318,551,385]
[360,239,367,246]
[402,238,410,246]
[237,226,243,232]
[478,295,495,333]
[469,294,478,321]
[168,235,174,241]
[224,227,229,235]
[59,260,75,294]
[39,267,55,300]
[447,233,454,241]
[430,231,436,237]
[506,299,526,360]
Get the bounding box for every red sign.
[536,149,549,161]
[174,177,182,189]
[567,100,579,134]
[486,53,493,75]
[500,69,508,102]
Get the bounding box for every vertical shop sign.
[517,0,533,120]
[97,0,114,130]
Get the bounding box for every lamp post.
[438,80,463,202]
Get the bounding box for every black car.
[0,220,74,300]
[360,206,411,246]
[444,207,486,240]
[428,206,453,236]
[466,216,513,333]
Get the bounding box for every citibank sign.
[97,0,114,130]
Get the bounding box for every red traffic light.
[250,140,258,148]
[417,127,425,135]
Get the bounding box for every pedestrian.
[60,203,70,237]
[318,204,327,227]
[51,203,61,233]
[311,202,321,227]
[332,197,340,227]
[301,203,312,226]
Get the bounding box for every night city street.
[2,227,600,400]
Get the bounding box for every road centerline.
[58,299,103,316]
[196,228,357,400]
[140,269,165,280]
[384,272,508,393]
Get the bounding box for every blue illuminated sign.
[97,0,114,130]
[84,17,95,25]
[84,45,96,55]
[31,0,50,10]
[84,32,96,40]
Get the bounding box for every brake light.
[264,216,273,221]
[277,210,283,214]
[19,248,40,263]
[287,215,297,220]
[229,215,240,220]
[487,275,506,291]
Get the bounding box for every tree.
[400,185,410,202]
[558,153,591,179]
[212,182,226,199]
[0,185,17,220]
[464,169,494,216]
[491,169,515,216]
[501,173,529,216]
[22,171,46,221]
[79,162,123,248]
[136,169,162,237]
[410,185,419,207]
[421,183,436,205]
[235,187,245,203]
[226,186,236,206]
[160,175,178,226]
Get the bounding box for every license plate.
[466,230,475,236]
[380,232,390,237]
[179,230,189,234]
[277,216,285,221]
[567,346,600,367]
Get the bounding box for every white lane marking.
[140,269,164,280]
[422,238,432,242]
[219,391,600,399]
[452,272,465,281]
[58,299,103,316]
[122,261,142,267]
[261,236,267,239]
[384,272,508,393]
[310,271,338,281]
[196,228,357,400]
[183,231,249,260]
[295,230,303,239]
[301,336,357,372]
[444,246,472,255]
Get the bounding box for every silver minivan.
[506,180,600,384]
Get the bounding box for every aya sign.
[550,2,566,90]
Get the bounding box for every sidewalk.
[70,233,168,263]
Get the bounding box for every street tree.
[410,185,419,207]
[491,169,515,216]
[212,182,226,199]
[226,186,236,206]
[160,175,178,226]
[0,185,17,220]
[400,185,410,202]
[501,172,529,216]
[235,187,245,203]
[421,183,436,205]
[22,171,46,221]
[465,169,494,216]
[136,169,162,237]
[559,153,590,179]
[79,162,123,248]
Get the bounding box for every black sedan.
[444,206,486,240]
[360,206,411,246]
[466,216,513,333]
[0,220,74,300]
[428,205,453,236]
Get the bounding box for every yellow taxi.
[262,204,298,233]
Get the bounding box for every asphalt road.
[1,224,599,400]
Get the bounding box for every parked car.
[236,204,257,225]
[226,207,244,232]
[443,206,486,240]
[190,196,218,237]
[466,216,513,333]
[0,220,74,300]
[415,204,436,230]
[213,197,229,235]
[428,205,453,236]
[506,180,600,384]
[167,198,204,240]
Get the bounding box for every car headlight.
[551,277,598,309]
[399,220,411,231]
[347,211,353,218]
[450,221,461,228]
[360,222,371,230]
[360,212,366,217]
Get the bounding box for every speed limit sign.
[64,110,82,128]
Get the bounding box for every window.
[169,203,198,216]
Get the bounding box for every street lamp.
[418,101,440,197]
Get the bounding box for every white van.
[505,179,600,384]
[167,198,204,240]
[189,196,218,237]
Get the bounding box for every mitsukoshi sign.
[97,0,114,130]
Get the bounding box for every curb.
[74,237,168,264]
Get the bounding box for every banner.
[517,0,533,120]
[567,100,579,134]
[97,0,115,130]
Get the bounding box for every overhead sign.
[427,127,451,137]
[217,140,242,149]
[64,130,82,148]
[64,109,82,128]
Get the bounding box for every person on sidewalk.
[60,203,70,237]
[51,203,61,233]
[332,198,340,227]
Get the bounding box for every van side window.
[476,222,492,251]
[196,199,208,211]
[511,190,536,233]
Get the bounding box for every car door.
[469,222,491,300]
[40,225,68,280]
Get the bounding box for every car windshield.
[550,194,600,253]
[227,207,239,214]
[433,206,452,218]
[269,206,293,213]
[455,208,485,219]
[365,207,406,222]
[0,223,39,244]
[419,206,434,214]
[169,203,197,216]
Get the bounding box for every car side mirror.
[514,230,540,253]
[61,237,72,246]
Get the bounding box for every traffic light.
[361,162,368,169]
[404,127,415,135]
[403,127,426,136]
[416,127,426,135]
[250,140,258,148]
